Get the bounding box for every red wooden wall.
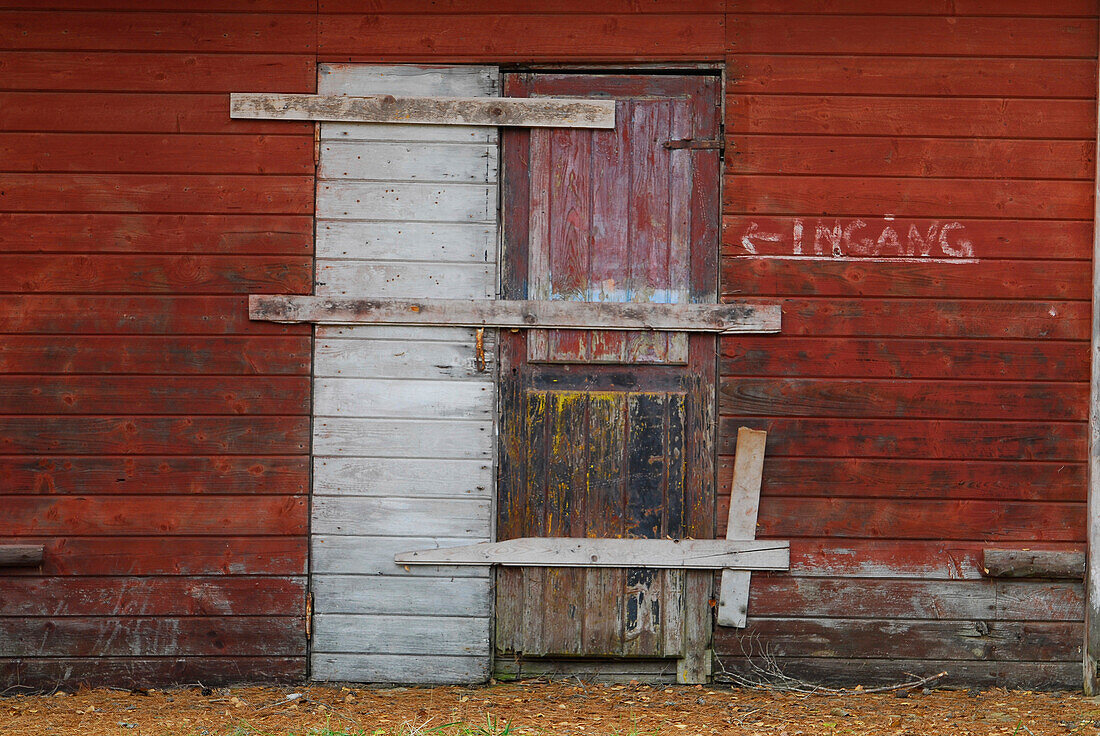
[1,0,1097,689]
[0,1,316,687]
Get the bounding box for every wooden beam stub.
[0,544,44,567]
[230,93,615,128]
[249,295,781,334]
[983,549,1085,580]
[717,427,768,628]
[396,538,790,570]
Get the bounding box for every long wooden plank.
[395,537,790,570]
[983,549,1085,579]
[0,657,305,690]
[0,545,43,567]
[1086,18,1100,693]
[232,93,614,128]
[250,295,781,333]
[717,428,767,627]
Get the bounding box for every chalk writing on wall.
[739,218,976,262]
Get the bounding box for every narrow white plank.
[311,653,489,684]
[314,339,492,380]
[717,427,768,628]
[317,325,485,342]
[313,614,490,656]
[314,377,492,419]
[313,496,490,537]
[314,457,492,497]
[311,575,491,616]
[316,181,496,223]
[321,122,496,144]
[319,63,498,98]
[316,260,495,299]
[313,418,492,459]
[319,141,498,183]
[312,535,491,577]
[316,221,496,263]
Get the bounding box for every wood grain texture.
[718,428,767,628]
[0,545,43,567]
[983,549,1086,579]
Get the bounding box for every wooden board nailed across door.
[497,73,721,681]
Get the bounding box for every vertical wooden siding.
[718,0,1097,688]
[0,2,315,688]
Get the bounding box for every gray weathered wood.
[984,549,1086,580]
[313,614,490,656]
[717,427,768,628]
[313,418,492,459]
[317,181,496,222]
[312,535,490,577]
[251,296,782,334]
[319,63,497,98]
[320,141,498,182]
[311,576,491,616]
[395,537,790,570]
[316,221,496,263]
[313,457,491,497]
[314,377,492,419]
[0,545,44,567]
[314,496,490,538]
[231,93,615,128]
[315,338,492,380]
[313,653,489,684]
[1088,25,1100,693]
[317,261,495,299]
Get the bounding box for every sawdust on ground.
[0,681,1097,735]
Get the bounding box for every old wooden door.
[496,73,721,678]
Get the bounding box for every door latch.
[664,138,724,152]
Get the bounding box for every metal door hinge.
[664,138,724,152]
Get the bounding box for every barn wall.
[718,2,1096,688]
[0,2,315,687]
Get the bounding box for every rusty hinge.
[305,591,313,640]
[664,138,724,152]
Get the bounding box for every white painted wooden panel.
[313,418,492,459]
[316,260,494,299]
[314,339,491,380]
[320,141,498,182]
[311,576,492,616]
[316,181,496,223]
[314,496,490,537]
[314,378,491,420]
[313,615,490,656]
[318,325,485,342]
[322,123,495,144]
[318,63,497,98]
[316,221,496,264]
[312,535,491,577]
[312,654,489,684]
[314,457,492,497]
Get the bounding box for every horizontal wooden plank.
[726,0,1096,15]
[0,416,308,454]
[316,221,496,262]
[313,614,489,656]
[0,656,305,690]
[314,457,491,497]
[318,325,487,342]
[0,133,313,174]
[0,544,43,567]
[717,417,1086,461]
[723,217,1093,261]
[314,417,492,459]
[0,376,308,415]
[0,174,314,214]
[717,457,1086,502]
[719,378,1087,421]
[3,254,311,294]
[320,140,498,182]
[234,93,614,128]
[319,0,725,11]
[725,176,1093,220]
[0,576,306,616]
[728,96,1095,138]
[719,336,1088,382]
[314,377,492,419]
[751,498,1083,541]
[983,549,1086,579]
[318,14,725,59]
[776,299,1089,339]
[0,336,310,375]
[1,495,307,536]
[0,92,312,134]
[315,338,491,380]
[397,538,790,570]
[312,535,491,577]
[727,136,1096,179]
[322,121,496,143]
[0,296,309,335]
[0,213,313,254]
[0,52,316,93]
[316,261,495,299]
[728,15,1097,57]
[716,618,1081,662]
[714,657,1079,691]
[312,653,488,684]
[311,575,490,616]
[0,11,316,52]
[5,536,306,576]
[0,616,306,657]
[0,456,307,495]
[318,62,498,98]
[253,296,782,333]
[317,181,495,222]
[746,577,1084,622]
[313,496,489,537]
[730,56,1097,98]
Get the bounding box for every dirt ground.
[1,680,1099,736]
